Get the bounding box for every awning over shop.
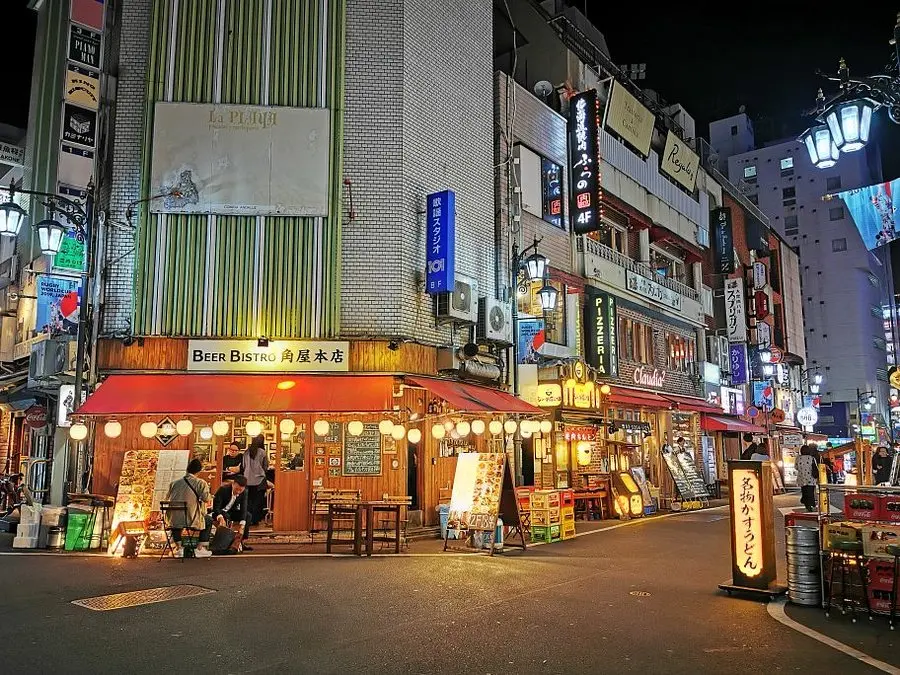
[606,387,670,408]
[404,376,544,414]
[663,394,723,414]
[701,415,767,434]
[74,374,397,416]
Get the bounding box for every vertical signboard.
[724,278,747,342]
[425,190,456,294]
[569,90,602,235]
[711,208,735,274]
[583,287,618,377]
[728,343,748,385]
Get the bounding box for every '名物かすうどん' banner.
[836,178,900,250]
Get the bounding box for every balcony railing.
[582,237,700,303]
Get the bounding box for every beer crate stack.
[530,490,561,543]
[560,489,576,540]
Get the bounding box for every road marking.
[766,598,900,674]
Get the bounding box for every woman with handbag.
[242,436,269,538]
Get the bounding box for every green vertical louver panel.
[210,216,256,337]
[222,0,264,105]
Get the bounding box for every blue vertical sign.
[426,190,456,294]
[728,343,748,384]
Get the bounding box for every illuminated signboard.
[733,468,763,578]
[569,90,602,235]
[584,287,618,377]
[711,207,735,274]
[724,278,747,342]
[425,190,456,294]
[541,158,563,228]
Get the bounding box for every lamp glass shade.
[830,99,874,152]
[814,372,824,385]
[314,419,330,437]
[378,419,394,435]
[456,420,471,437]
[524,251,548,281]
[540,420,553,434]
[869,395,878,404]
[103,420,122,438]
[245,420,263,437]
[279,418,296,435]
[407,428,422,444]
[70,422,88,440]
[538,283,558,311]
[199,426,214,441]
[390,424,406,441]
[348,420,364,437]
[140,421,158,438]
[471,419,485,435]
[810,384,820,394]
[825,109,845,148]
[175,419,193,436]
[762,364,775,377]
[503,419,517,434]
[431,423,446,439]
[489,420,503,435]
[212,420,229,436]
[759,349,772,364]
[802,124,839,169]
[0,201,26,237]
[35,219,67,256]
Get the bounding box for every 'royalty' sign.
[425,190,456,294]
[569,90,602,235]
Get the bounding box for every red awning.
[74,374,396,416]
[606,387,670,408]
[663,394,723,414]
[404,376,544,414]
[701,415,767,434]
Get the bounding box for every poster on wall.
[518,318,545,364]
[36,276,81,336]
[837,178,900,250]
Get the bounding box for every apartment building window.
[784,214,799,236]
[650,246,687,285]
[782,186,796,207]
[731,125,738,136]
[780,157,794,177]
[666,333,696,372]
[744,165,757,179]
[618,318,654,365]
[829,206,844,221]
[598,224,628,255]
[832,238,847,252]
[826,176,842,191]
[515,144,564,229]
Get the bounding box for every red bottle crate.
[844,493,880,521]
[880,495,900,523]
[868,589,897,615]
[558,489,575,509]
[866,559,897,592]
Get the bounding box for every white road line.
[766,598,900,674]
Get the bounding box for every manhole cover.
[629,590,651,597]
[72,585,215,611]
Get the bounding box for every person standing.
[740,433,759,460]
[165,459,213,557]
[796,445,819,512]
[873,446,892,485]
[242,435,269,529]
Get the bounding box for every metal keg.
[786,526,821,606]
[47,526,64,551]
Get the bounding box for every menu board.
[447,453,506,531]
[112,449,189,530]
[343,422,382,475]
[662,448,696,500]
[676,452,710,498]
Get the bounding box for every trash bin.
[786,526,821,606]
[437,504,457,540]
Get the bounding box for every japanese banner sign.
[187,340,349,372]
[569,89,602,235]
[726,461,778,591]
[729,343,748,385]
[711,207,735,274]
[724,278,747,342]
[425,190,456,294]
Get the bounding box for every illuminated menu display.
[733,468,763,578]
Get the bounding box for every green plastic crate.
[64,513,93,551]
[531,524,561,543]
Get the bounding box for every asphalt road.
[1,498,897,674]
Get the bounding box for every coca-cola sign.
[24,405,48,429]
[633,367,666,388]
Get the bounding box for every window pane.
[780,157,794,170]
[744,165,757,178]
[829,206,844,221]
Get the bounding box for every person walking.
[873,446,893,485]
[165,459,213,557]
[796,445,819,512]
[242,435,269,538]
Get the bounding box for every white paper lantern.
[199,426,214,441]
[504,419,517,435]
[379,419,394,435]
[140,421,158,438]
[456,420,471,437]
[279,418,296,435]
[314,419,331,437]
[521,429,533,438]
[348,420,364,437]
[407,428,422,444]
[489,420,503,435]
[391,424,406,441]
[540,420,553,434]
[212,420,229,436]
[103,420,122,439]
[444,419,455,430]
[471,420,485,435]
[176,420,193,436]
[431,424,446,439]
[70,422,88,441]
[245,420,263,437]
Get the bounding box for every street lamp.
[35,219,68,256]
[825,98,874,153]
[800,122,839,169]
[0,200,27,236]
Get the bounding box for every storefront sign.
[64,63,99,110]
[720,386,745,416]
[564,426,597,441]
[625,270,682,310]
[0,141,24,167]
[703,361,721,385]
[752,262,768,290]
[633,367,665,388]
[535,383,562,407]
[753,381,773,409]
[572,382,594,409]
[711,208,735,274]
[756,321,771,349]
[569,90,601,234]
[775,389,794,425]
[728,343,748,384]
[724,278,747,342]
[732,466,763,578]
[604,79,654,157]
[37,275,81,336]
[187,340,350,372]
[425,190,455,294]
[541,158,563,227]
[770,408,786,424]
[24,405,48,430]
[57,383,85,428]
[660,130,698,193]
[754,290,770,320]
[69,24,101,69]
[584,288,618,377]
[796,407,818,427]
[61,103,97,148]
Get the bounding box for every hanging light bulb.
[471,419,485,435]
[456,420,471,437]
[176,420,193,436]
[504,419,517,435]
[348,420,364,437]
[489,419,503,435]
[407,428,422,443]
[431,423,446,439]
[103,420,122,439]
[391,424,406,441]
[140,421,158,438]
[379,419,394,435]
[444,419,454,430]
[450,428,460,440]
[245,420,263,437]
[540,420,553,434]
[314,419,331,437]
[199,426,214,441]
[70,422,88,441]
[279,418,296,435]
[212,420,229,436]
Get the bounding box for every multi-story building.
[710,112,888,438]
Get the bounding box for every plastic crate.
[862,524,900,559]
[531,524,561,543]
[531,508,561,527]
[531,490,560,511]
[823,522,863,551]
[561,506,575,523]
[869,589,896,615]
[866,559,896,592]
[561,523,576,540]
[64,513,93,551]
[881,495,900,523]
[558,489,575,509]
[844,493,880,521]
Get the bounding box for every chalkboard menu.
[676,452,710,498]
[662,449,696,500]
[343,422,382,475]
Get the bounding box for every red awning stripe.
[701,415,767,434]
[404,376,545,415]
[74,374,397,416]
[606,387,670,409]
[662,394,723,414]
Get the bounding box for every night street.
[3,497,898,675]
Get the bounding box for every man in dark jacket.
[740,433,759,460]
[212,475,250,545]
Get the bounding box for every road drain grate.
[72,584,215,611]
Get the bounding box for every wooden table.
[325,501,403,556]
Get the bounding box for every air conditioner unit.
[28,338,77,387]
[434,274,478,325]
[477,297,513,346]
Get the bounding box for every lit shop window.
[618,317,654,365]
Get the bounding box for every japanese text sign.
[724,278,747,342]
[569,90,602,235]
[729,343,748,385]
[727,461,777,590]
[187,340,350,372]
[711,207,734,274]
[425,190,456,294]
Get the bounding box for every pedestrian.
[222,441,243,483]
[211,475,250,553]
[164,458,213,558]
[873,445,892,485]
[1,473,23,515]
[242,434,269,529]
[750,438,770,461]
[740,433,759,460]
[796,445,819,512]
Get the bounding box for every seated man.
[212,475,250,549]
[165,459,212,558]
[1,473,24,516]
